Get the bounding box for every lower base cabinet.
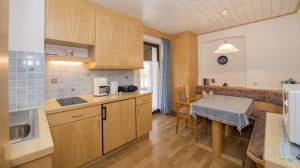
[14,155,52,168]
[50,116,101,168]
[102,99,136,153]
[48,95,152,167]
[136,102,152,137]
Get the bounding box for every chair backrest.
[176,85,187,102]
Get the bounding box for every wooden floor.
[86,114,256,168]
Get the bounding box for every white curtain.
[140,60,160,111]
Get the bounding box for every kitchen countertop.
[264,113,300,168]
[10,108,54,167]
[45,91,152,115]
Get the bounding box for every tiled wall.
[45,62,134,99]
[8,51,45,112]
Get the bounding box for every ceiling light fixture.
[214,10,239,54]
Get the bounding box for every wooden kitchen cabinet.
[45,0,96,46]
[50,116,101,168]
[90,13,143,69]
[172,32,198,111]
[93,12,124,67]
[123,20,144,68]
[102,99,136,153]
[136,102,152,137]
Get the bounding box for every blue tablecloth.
[190,95,253,132]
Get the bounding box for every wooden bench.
[196,86,283,167]
[247,109,267,168]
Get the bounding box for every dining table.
[190,95,254,158]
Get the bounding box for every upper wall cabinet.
[89,12,144,69]
[123,21,143,68]
[93,12,124,67]
[45,0,96,47]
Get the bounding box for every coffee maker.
[93,78,110,96]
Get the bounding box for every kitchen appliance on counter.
[281,78,297,85]
[110,81,118,95]
[56,97,87,106]
[94,77,110,96]
[282,84,300,145]
[203,78,210,86]
[118,85,138,92]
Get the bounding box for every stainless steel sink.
[9,109,39,144]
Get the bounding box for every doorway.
[140,42,160,112]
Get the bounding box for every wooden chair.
[175,85,205,141]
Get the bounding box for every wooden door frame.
[144,42,160,62]
[0,0,10,167]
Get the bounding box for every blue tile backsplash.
[8,50,45,112]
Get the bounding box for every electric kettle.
[110,81,118,95]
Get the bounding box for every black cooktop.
[56,97,88,106]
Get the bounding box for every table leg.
[195,116,198,143]
[212,120,223,156]
[225,125,233,137]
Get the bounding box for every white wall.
[9,0,45,53]
[198,11,300,89]
[201,36,247,87]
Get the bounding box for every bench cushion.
[196,85,282,105]
[248,110,267,161]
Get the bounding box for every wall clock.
[217,55,228,65]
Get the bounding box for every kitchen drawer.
[47,106,100,127]
[136,95,152,106]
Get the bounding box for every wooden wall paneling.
[209,0,238,27]
[272,0,283,17]
[219,0,244,24]
[229,0,250,23]
[240,0,256,22]
[78,0,300,35]
[289,0,300,13]
[171,32,198,111]
[280,0,293,15]
[0,0,10,167]
[261,0,272,18]
[250,0,264,20]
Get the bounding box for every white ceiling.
[91,0,300,35]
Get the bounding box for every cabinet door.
[45,0,96,45]
[136,103,152,137]
[51,117,101,168]
[94,12,124,67]
[123,21,143,68]
[120,99,136,142]
[103,99,136,153]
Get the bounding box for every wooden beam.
[143,26,173,40]
[0,0,10,167]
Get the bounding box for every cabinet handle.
[72,114,83,118]
[102,106,107,120]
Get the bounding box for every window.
[140,42,160,112]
